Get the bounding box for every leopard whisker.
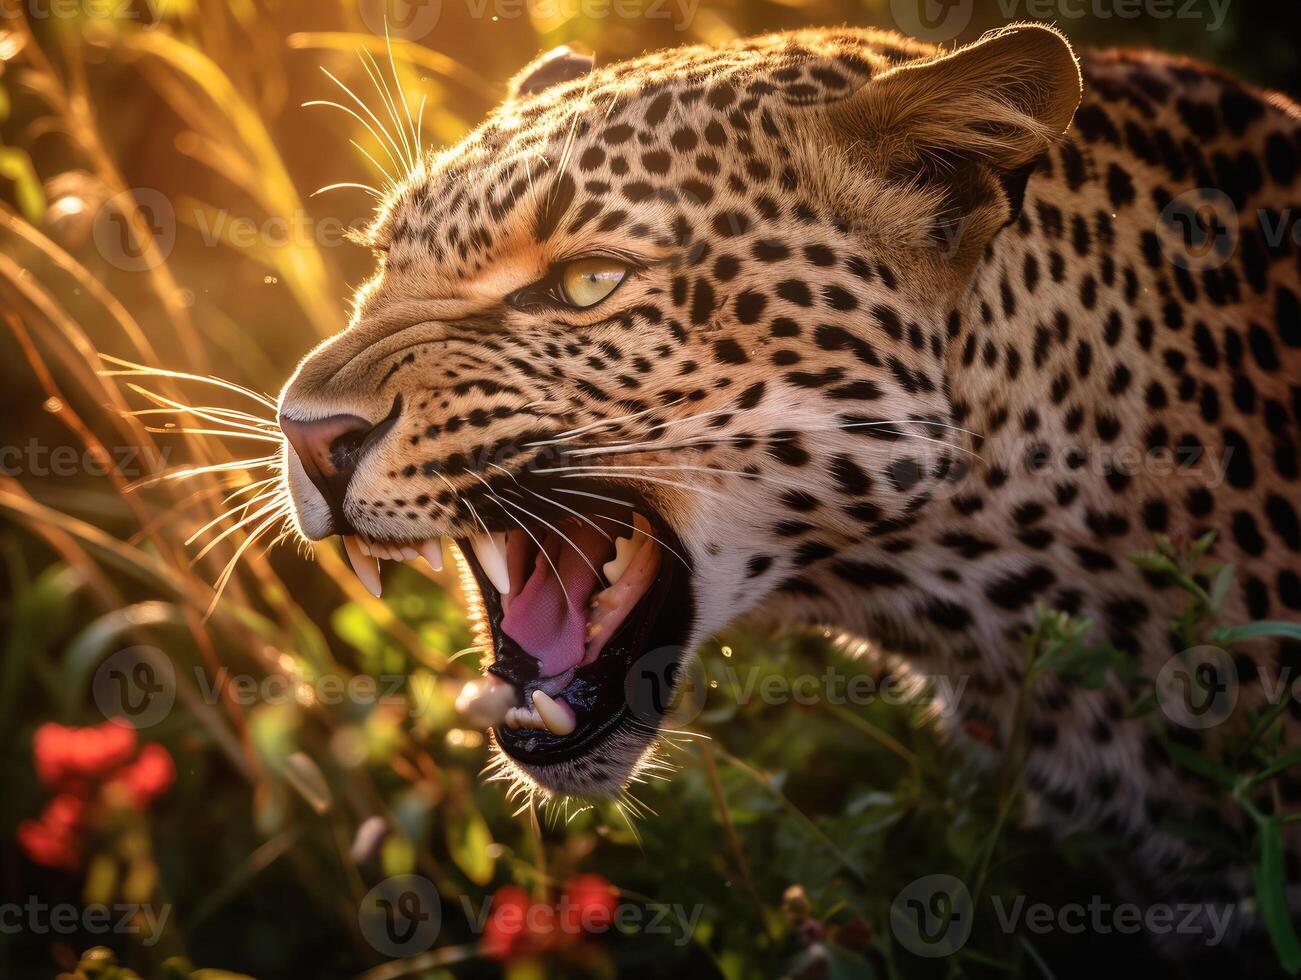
[548,487,689,567]
[538,461,812,496]
[548,467,734,504]
[468,472,573,607]
[484,482,604,584]
[360,47,415,170]
[189,492,290,559]
[126,454,280,492]
[305,88,406,177]
[205,501,292,618]
[99,355,277,410]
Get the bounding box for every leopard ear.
[828,24,1081,269]
[509,45,594,99]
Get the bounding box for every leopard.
[274,23,1301,956]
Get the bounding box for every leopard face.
[276,26,1085,798]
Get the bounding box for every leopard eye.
[556,257,629,308]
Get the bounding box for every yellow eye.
[557,257,629,308]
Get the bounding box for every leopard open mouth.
[335,488,694,769]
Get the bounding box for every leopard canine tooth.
[469,531,511,595]
[342,535,382,597]
[602,531,646,585]
[530,690,576,736]
[601,513,654,585]
[417,538,444,572]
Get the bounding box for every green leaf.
[1243,748,1301,789]
[447,807,495,886]
[0,146,46,223]
[1211,622,1301,646]
[281,751,332,815]
[1129,549,1179,576]
[1155,733,1237,787]
[1208,564,1235,612]
[1254,816,1301,973]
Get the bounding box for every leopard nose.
[279,396,402,520]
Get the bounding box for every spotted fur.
[278,25,1301,944]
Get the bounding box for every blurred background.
[0,1,1298,978]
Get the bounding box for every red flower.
[561,874,617,933]
[481,875,619,962]
[113,743,176,807]
[19,720,174,872]
[33,720,137,790]
[16,794,86,870]
[482,885,547,961]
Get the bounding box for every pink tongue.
[501,524,609,678]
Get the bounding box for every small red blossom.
[113,742,176,808]
[482,885,544,961]
[34,720,137,791]
[560,874,617,933]
[16,794,86,870]
[18,720,175,871]
[481,874,619,962]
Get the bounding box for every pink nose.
[278,412,378,520]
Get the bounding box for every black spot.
[712,338,748,364]
[920,598,972,631]
[986,565,1056,609]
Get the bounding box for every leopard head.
[276,25,1081,798]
